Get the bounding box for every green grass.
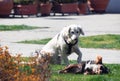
[50,64,120,81]
[18,58,120,81]
[19,38,52,45]
[19,34,120,49]
[0,25,41,31]
[79,34,120,49]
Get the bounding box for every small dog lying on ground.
[84,60,109,75]
[59,63,86,74]
[59,56,109,75]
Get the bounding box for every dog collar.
[57,33,78,54]
[64,37,78,54]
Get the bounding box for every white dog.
[37,24,84,65]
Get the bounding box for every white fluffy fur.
[38,24,84,65]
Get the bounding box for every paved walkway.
[0,14,120,64]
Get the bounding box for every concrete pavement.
[1,42,120,64]
[0,14,120,64]
[0,14,120,42]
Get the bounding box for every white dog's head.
[62,24,84,44]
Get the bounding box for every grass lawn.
[16,33,120,80]
[50,64,120,81]
[0,25,48,31]
[16,57,120,81]
[19,34,120,49]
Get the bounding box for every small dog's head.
[63,24,84,44]
[84,61,104,75]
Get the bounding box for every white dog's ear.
[62,26,71,37]
[79,28,84,35]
